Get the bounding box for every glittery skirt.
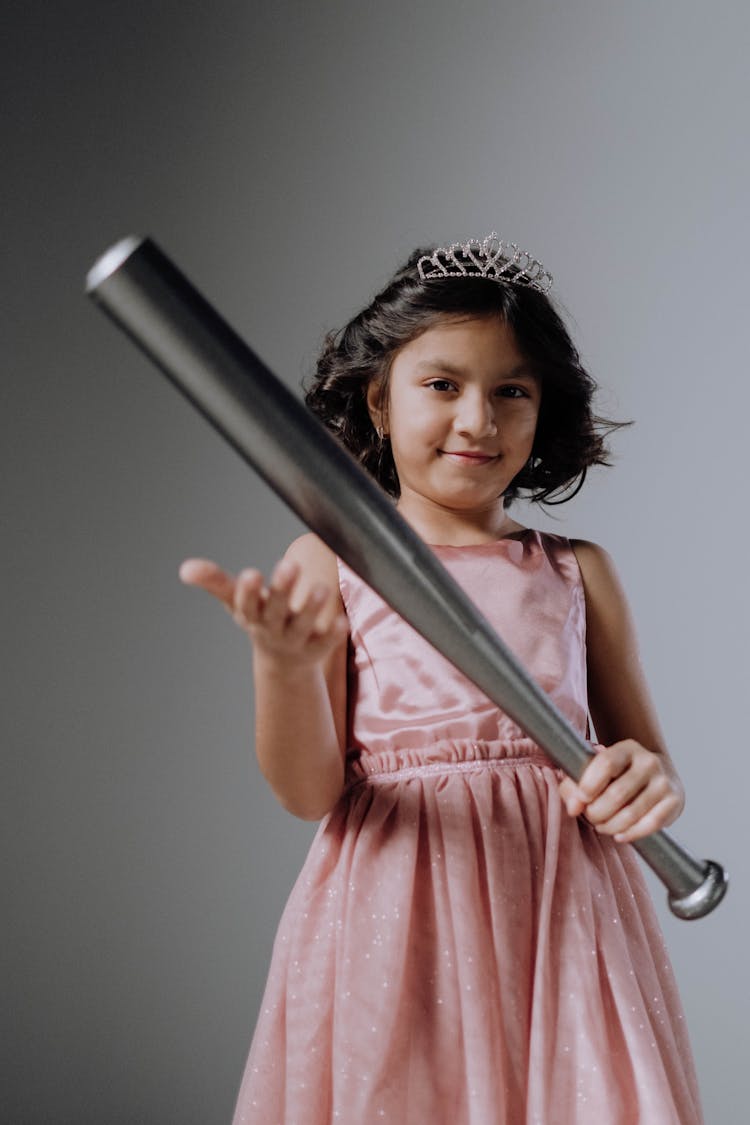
[232,740,703,1124]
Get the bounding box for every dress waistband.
[344,736,585,787]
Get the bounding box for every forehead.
[392,315,536,378]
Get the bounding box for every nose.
[453,391,498,439]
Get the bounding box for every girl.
[180,235,703,1123]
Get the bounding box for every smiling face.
[367,315,542,540]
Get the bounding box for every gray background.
[4,2,747,1121]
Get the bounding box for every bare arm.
[559,539,685,843]
[249,535,348,820]
[179,533,349,821]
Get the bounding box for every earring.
[526,453,542,477]
[376,425,385,441]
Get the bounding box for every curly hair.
[304,245,631,508]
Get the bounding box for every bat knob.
[668,860,728,920]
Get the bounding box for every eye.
[496,385,529,399]
[425,378,457,393]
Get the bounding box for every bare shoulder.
[568,539,670,754]
[569,538,622,591]
[568,538,634,633]
[283,532,343,605]
[569,537,613,571]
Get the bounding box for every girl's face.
[368,316,541,531]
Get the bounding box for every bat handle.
[631,832,728,920]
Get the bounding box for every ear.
[365,377,388,435]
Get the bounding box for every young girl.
[180,235,703,1124]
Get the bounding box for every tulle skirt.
[232,739,703,1125]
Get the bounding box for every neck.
[395,492,521,546]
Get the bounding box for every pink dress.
[232,529,703,1124]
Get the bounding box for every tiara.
[417,232,553,294]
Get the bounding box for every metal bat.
[86,236,727,920]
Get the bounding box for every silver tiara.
[417,232,553,294]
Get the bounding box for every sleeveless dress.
[232,529,703,1125]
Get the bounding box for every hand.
[558,738,685,844]
[178,556,348,666]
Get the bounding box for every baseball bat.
[86,236,727,920]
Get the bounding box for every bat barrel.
[86,237,728,920]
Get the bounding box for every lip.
[439,450,499,464]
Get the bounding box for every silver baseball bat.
[86,236,727,920]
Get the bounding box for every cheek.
[391,399,445,442]
[522,402,541,436]
[501,403,538,442]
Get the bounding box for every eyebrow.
[414,359,538,380]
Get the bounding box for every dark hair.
[304,245,632,508]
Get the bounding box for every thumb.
[179,558,236,608]
[559,775,587,816]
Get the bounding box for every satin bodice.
[336,529,589,765]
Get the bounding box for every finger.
[576,743,632,803]
[178,558,236,606]
[590,774,672,837]
[305,611,350,656]
[584,771,649,826]
[613,795,682,844]
[233,568,267,624]
[284,584,331,641]
[558,777,587,817]
[299,608,349,654]
[558,777,576,801]
[261,559,300,630]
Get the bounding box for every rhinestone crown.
[417,232,552,294]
